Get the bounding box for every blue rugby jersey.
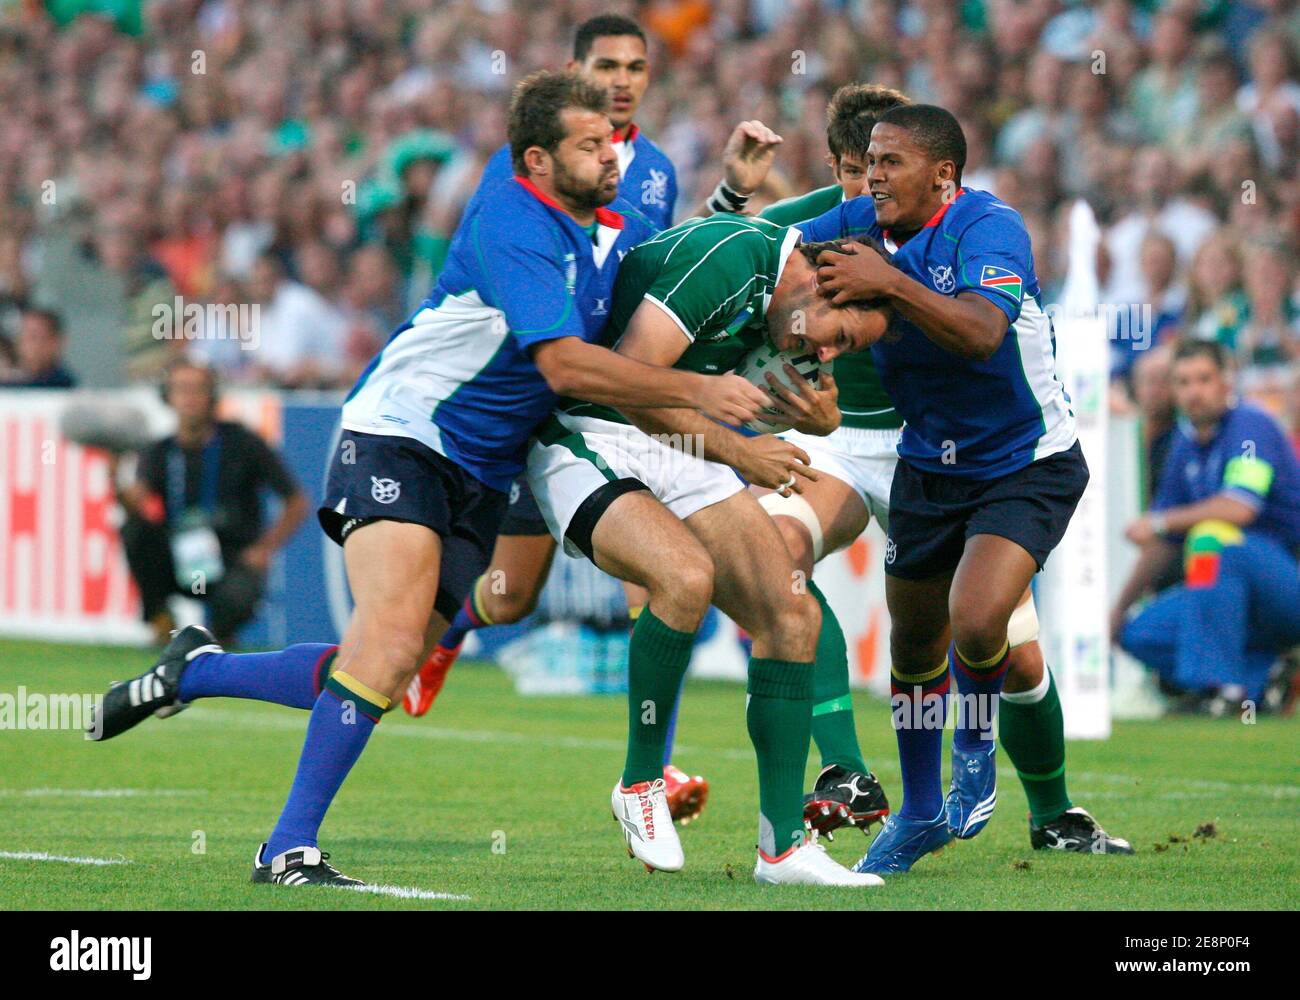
[469,124,677,231]
[799,188,1076,479]
[342,175,657,492]
[1154,403,1300,551]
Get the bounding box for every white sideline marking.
[0,850,130,866]
[341,883,471,902]
[186,709,1300,799]
[0,788,206,799]
[192,707,753,760]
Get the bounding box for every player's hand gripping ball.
[731,345,828,434]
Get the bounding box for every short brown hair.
[826,84,911,161]
[508,70,609,175]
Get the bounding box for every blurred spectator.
[1237,30,1300,172]
[1112,231,1187,383]
[0,0,1291,411]
[0,233,31,349]
[1237,236,1299,372]
[87,221,178,382]
[1170,49,1254,178]
[111,358,309,646]
[1101,147,1217,310]
[246,252,347,388]
[1140,231,1188,347]
[1185,235,1250,349]
[1131,342,1178,507]
[1,308,77,388]
[1127,8,1199,145]
[995,50,1066,166]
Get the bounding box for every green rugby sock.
[1000,666,1073,824]
[746,656,813,857]
[621,609,696,787]
[808,582,870,774]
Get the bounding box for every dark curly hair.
[507,70,609,175]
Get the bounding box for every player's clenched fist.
[693,372,771,426]
[736,435,820,495]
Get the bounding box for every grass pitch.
[0,639,1295,910]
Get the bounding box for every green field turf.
[0,639,1295,910]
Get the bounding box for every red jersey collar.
[513,175,625,229]
[611,123,639,144]
[882,187,965,243]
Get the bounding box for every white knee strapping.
[758,492,825,562]
[1007,594,1039,648]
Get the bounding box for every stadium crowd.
[0,0,1295,404]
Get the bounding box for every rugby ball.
[730,343,827,434]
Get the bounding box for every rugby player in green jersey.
[527,214,892,883]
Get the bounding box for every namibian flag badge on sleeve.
[979,265,1022,302]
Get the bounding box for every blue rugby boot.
[852,811,953,876]
[945,743,997,839]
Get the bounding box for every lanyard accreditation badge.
[168,431,225,591]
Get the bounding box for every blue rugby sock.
[264,670,388,858]
[950,641,1010,752]
[178,644,337,709]
[890,659,950,820]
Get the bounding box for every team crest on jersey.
[564,253,577,295]
[929,264,955,294]
[641,169,668,208]
[370,477,401,504]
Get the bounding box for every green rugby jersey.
[760,185,901,430]
[558,215,799,424]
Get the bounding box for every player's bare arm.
[612,297,818,491]
[531,335,767,426]
[815,243,1008,360]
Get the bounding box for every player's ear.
[523,146,550,178]
[564,58,580,73]
[934,159,955,191]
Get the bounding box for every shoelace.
[636,778,667,839]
